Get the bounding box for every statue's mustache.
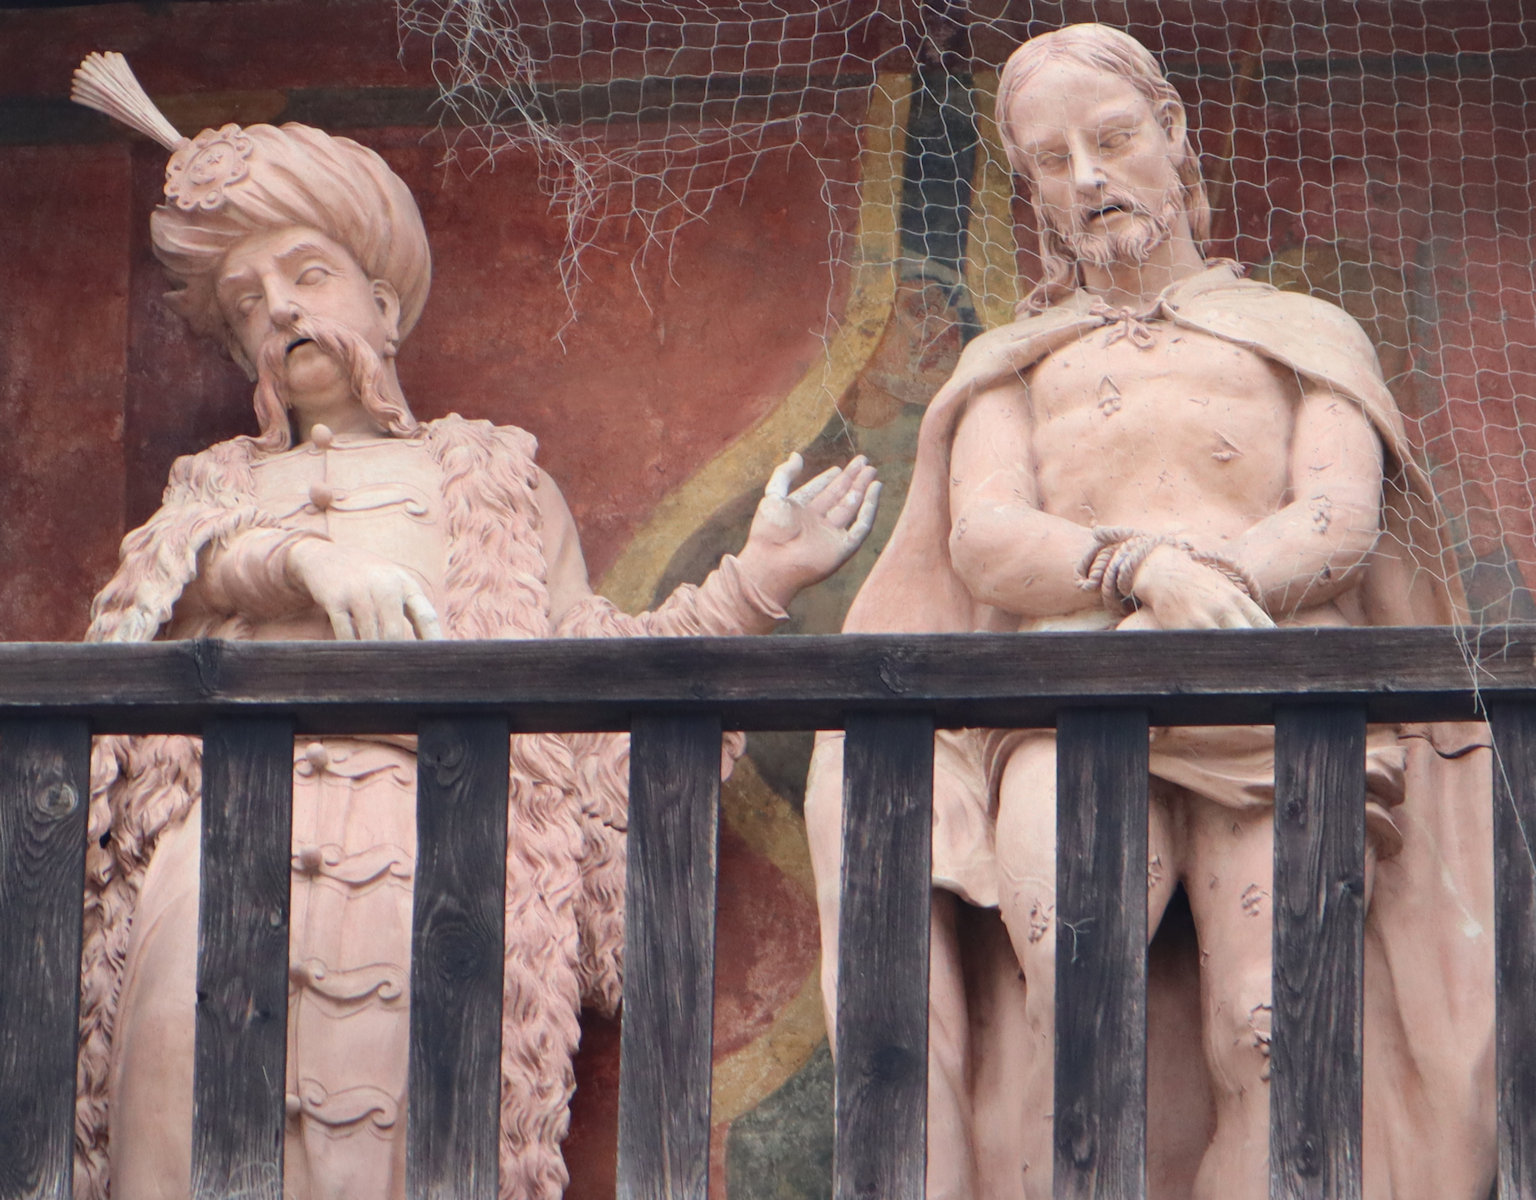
[1069,189,1154,235]
[256,313,378,387]
[250,312,416,449]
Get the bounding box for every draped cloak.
[804,265,1496,1197]
[76,414,773,1200]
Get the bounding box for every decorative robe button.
[309,423,334,450]
[304,742,329,770]
[308,482,334,511]
[294,844,325,874]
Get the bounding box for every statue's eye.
[1101,130,1133,151]
[236,294,260,317]
[297,266,328,286]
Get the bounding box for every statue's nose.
[271,299,303,328]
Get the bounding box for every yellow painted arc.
[597,74,912,611]
[966,71,1024,332]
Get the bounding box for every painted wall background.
[2,2,1533,1196]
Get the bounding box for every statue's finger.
[791,465,841,506]
[825,463,878,525]
[406,593,444,640]
[380,606,414,641]
[764,452,804,501]
[802,456,867,512]
[327,607,358,641]
[354,601,383,642]
[1240,596,1277,629]
[847,480,882,543]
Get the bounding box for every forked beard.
[252,314,417,450]
[1062,185,1184,271]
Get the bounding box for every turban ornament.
[71,53,253,213]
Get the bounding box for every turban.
[149,122,432,342]
[69,53,429,344]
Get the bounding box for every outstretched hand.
[735,453,881,609]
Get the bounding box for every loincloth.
[930,724,1405,909]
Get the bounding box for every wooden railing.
[1,627,1535,1200]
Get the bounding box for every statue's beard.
[1060,186,1183,270]
[252,314,417,450]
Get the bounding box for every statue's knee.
[998,883,1057,1005]
[1206,962,1273,1085]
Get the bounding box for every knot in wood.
[876,653,911,695]
[36,780,77,818]
[1055,1103,1096,1169]
[868,1042,919,1088]
[426,917,496,986]
[188,637,223,698]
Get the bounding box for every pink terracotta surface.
[804,24,1497,1200]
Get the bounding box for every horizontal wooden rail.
[0,626,1532,731]
[0,631,1528,1200]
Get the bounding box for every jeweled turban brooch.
[71,51,250,213]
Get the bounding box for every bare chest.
[1025,323,1299,520]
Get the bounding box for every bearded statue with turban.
[70,54,879,1200]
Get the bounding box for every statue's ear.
[1155,98,1190,165]
[372,279,401,338]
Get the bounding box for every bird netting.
[397,0,1536,627]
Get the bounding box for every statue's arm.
[1227,382,1385,617]
[946,382,1099,618]
[1127,382,1382,628]
[547,455,877,637]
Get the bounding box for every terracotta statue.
[804,24,1494,1200]
[68,53,878,1200]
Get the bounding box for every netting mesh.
[398,0,1536,627]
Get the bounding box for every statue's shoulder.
[1171,271,1378,362]
[161,434,262,504]
[421,413,541,465]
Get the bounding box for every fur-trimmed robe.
[77,414,771,1200]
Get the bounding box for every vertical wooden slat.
[1489,702,1536,1199]
[618,713,722,1200]
[835,711,935,1200]
[1270,704,1366,1200]
[1054,707,1149,1200]
[409,716,510,1200]
[193,717,294,1200]
[0,719,90,1200]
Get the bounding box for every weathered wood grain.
[835,712,935,1200]
[0,719,90,1200]
[1270,705,1366,1200]
[1054,707,1149,1200]
[408,717,511,1200]
[193,717,294,1200]
[0,627,1528,733]
[1490,702,1536,1200]
[618,713,723,1200]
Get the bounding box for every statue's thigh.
[1177,796,1275,1072]
[994,736,1059,912]
[994,736,1179,955]
[110,806,201,1200]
